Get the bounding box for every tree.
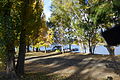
[34,28,54,53]
[50,0,76,52]
[16,0,44,76]
[0,0,18,79]
[90,0,120,55]
[0,0,45,78]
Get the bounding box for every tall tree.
[0,0,46,78]
[51,0,76,52]
[16,0,44,76]
[0,0,18,79]
[91,0,120,55]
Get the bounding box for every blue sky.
[43,0,88,20]
[44,0,52,20]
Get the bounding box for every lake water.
[38,44,120,55]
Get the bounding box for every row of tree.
[0,0,120,79]
[50,0,120,55]
[0,0,53,79]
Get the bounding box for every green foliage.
[50,0,108,54]
[50,0,76,45]
[113,0,120,8]
[93,2,113,25]
[55,49,61,53]
[0,0,45,73]
[0,44,6,64]
[33,24,54,48]
[0,0,15,63]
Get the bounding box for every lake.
[38,44,120,55]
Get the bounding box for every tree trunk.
[79,45,82,53]
[39,48,41,51]
[88,41,92,54]
[83,45,87,53]
[36,48,39,52]
[61,45,64,53]
[88,39,94,54]
[89,47,93,54]
[16,30,26,76]
[33,47,35,52]
[69,44,72,52]
[16,0,30,76]
[27,45,30,52]
[6,44,17,80]
[45,46,47,53]
[105,45,115,56]
[92,46,95,55]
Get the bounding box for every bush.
[55,49,61,53]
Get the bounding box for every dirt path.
[25,52,120,80]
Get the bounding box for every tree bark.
[88,40,92,54]
[89,47,93,54]
[27,45,30,52]
[6,44,17,80]
[16,0,28,76]
[61,45,64,53]
[16,30,26,76]
[83,45,87,53]
[36,48,39,52]
[105,45,115,56]
[33,47,35,52]
[45,46,47,53]
[69,44,72,52]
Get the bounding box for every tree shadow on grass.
[25,52,62,60]
[63,56,120,80]
[25,54,88,74]
[21,72,51,80]
[105,56,120,75]
[25,54,120,80]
